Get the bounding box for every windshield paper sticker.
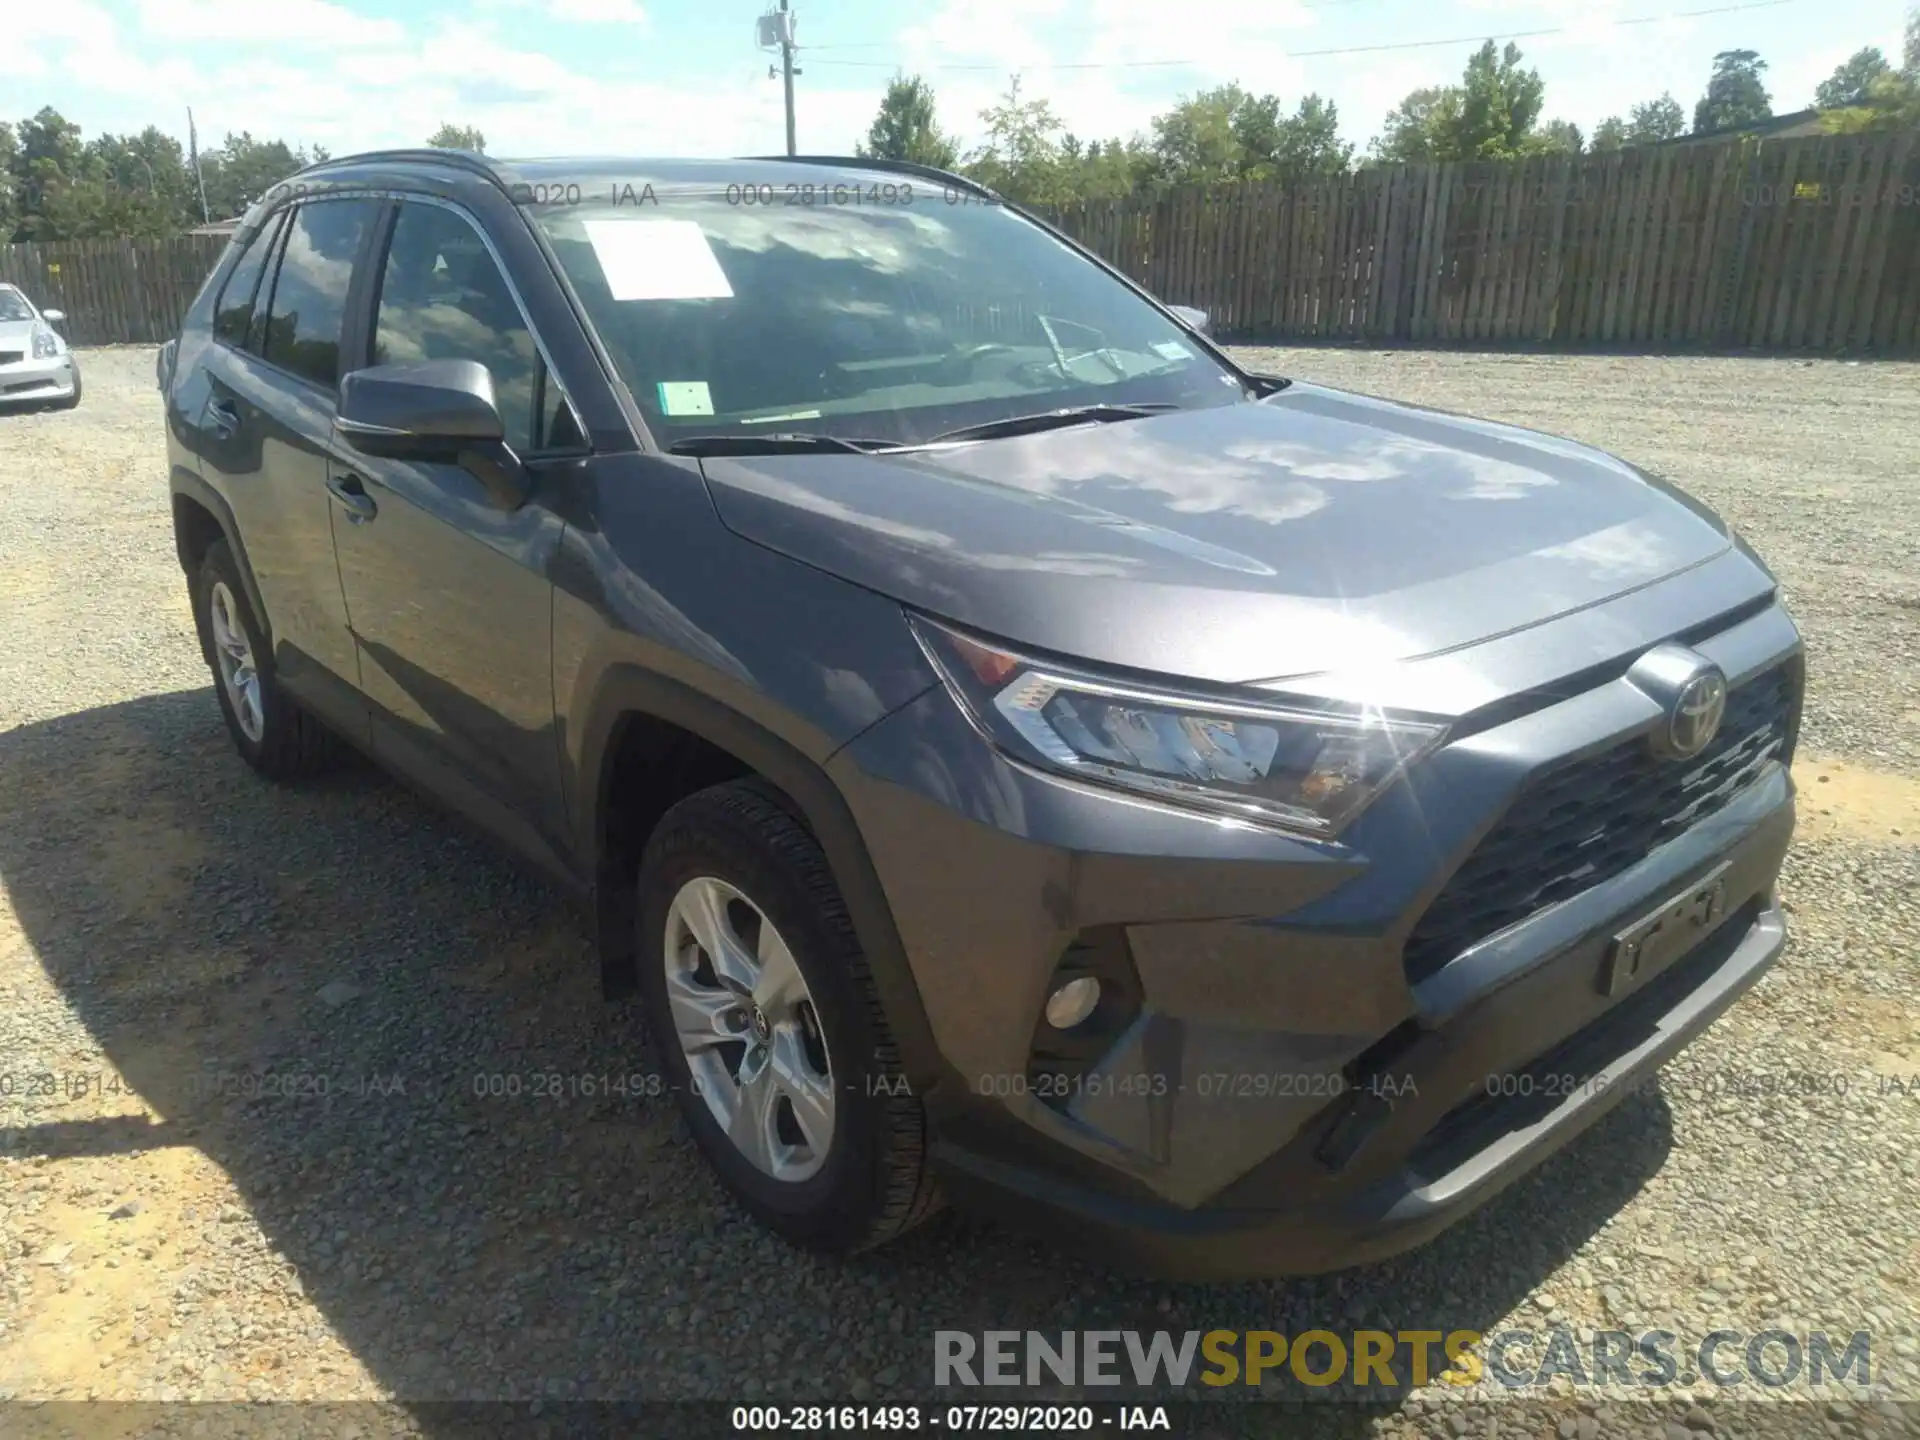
[1151,340,1192,361]
[585,219,734,301]
[657,381,715,417]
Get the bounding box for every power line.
[796,0,1803,71]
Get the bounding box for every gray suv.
[158,149,1801,1278]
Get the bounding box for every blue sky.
[5,0,1909,162]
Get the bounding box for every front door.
[329,199,583,862]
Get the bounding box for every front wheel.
[637,779,939,1253]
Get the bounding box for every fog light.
[1044,976,1101,1029]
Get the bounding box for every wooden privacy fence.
[0,235,229,347]
[3,134,1918,352]
[1045,131,1920,352]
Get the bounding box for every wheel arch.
[577,665,945,1090]
[171,470,271,647]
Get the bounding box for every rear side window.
[260,199,379,390]
[212,215,282,349]
[372,201,552,453]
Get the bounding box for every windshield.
[528,183,1246,446]
[0,291,35,323]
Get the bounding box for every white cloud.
[131,0,407,48]
[546,0,649,24]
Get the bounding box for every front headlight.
[31,326,59,360]
[909,615,1445,839]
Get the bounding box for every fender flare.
[576,665,948,1091]
[170,468,273,647]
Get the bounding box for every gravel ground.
[0,346,1916,1439]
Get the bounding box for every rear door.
[328,197,586,865]
[196,197,383,737]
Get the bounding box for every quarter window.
[212,215,282,349]
[260,199,379,390]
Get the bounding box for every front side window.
[213,215,282,350]
[260,199,379,390]
[528,183,1243,446]
[370,202,544,453]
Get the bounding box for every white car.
[0,284,80,409]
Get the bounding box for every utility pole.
[759,4,799,155]
[781,0,797,157]
[187,107,211,223]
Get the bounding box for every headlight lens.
[31,326,59,359]
[909,616,1445,838]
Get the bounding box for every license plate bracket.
[1598,861,1731,997]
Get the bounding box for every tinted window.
[212,216,280,349]
[261,199,378,389]
[372,202,543,453]
[529,183,1241,446]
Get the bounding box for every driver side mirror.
[42,309,65,324]
[336,359,528,510]
[1167,304,1211,337]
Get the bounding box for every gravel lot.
[1,346,1916,1438]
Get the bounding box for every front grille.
[1402,664,1796,986]
[0,351,22,365]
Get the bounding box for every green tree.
[1590,115,1629,153]
[962,78,1077,206]
[1266,95,1353,180]
[1693,50,1772,135]
[1146,85,1351,188]
[1372,86,1462,163]
[1455,41,1546,158]
[9,107,88,230]
[200,132,317,218]
[857,75,958,169]
[1629,94,1687,142]
[427,123,487,152]
[1370,42,1547,162]
[0,122,17,241]
[1527,119,1583,155]
[1816,47,1892,108]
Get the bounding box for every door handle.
[207,397,240,440]
[326,472,378,523]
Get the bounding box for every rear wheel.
[637,779,939,1252]
[192,540,337,780]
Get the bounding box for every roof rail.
[741,153,1003,203]
[295,148,509,189]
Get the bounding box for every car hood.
[698,382,1734,686]
[0,319,40,349]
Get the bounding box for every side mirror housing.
[1167,304,1211,337]
[41,308,65,324]
[337,359,527,509]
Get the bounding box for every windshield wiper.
[666,432,903,457]
[923,403,1177,447]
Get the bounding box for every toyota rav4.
[156,150,1802,1278]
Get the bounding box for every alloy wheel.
[663,875,836,1182]
[208,580,264,742]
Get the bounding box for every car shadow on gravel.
[0,689,1677,1423]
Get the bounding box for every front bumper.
[828,583,1802,1277]
[0,353,77,401]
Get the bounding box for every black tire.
[192,539,337,780]
[637,778,940,1253]
[52,366,81,410]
